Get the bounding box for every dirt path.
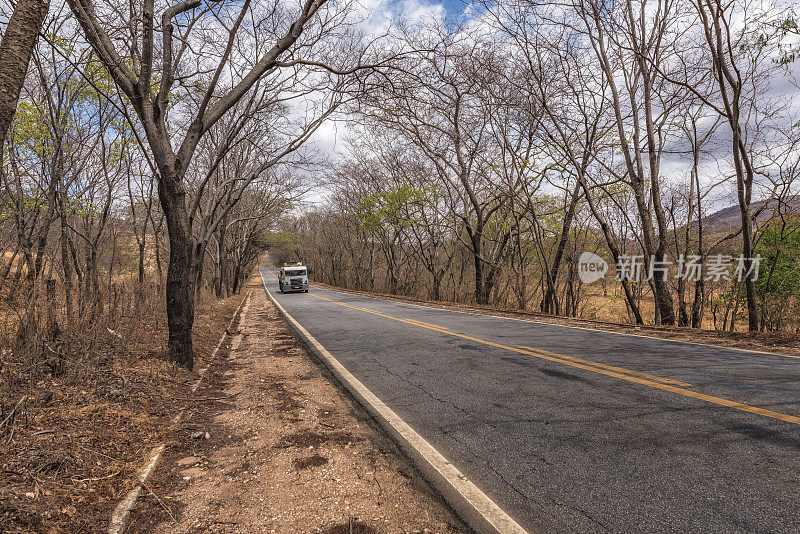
[128,280,464,533]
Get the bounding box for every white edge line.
[303,277,799,362]
[108,444,164,533]
[108,290,251,534]
[259,270,528,534]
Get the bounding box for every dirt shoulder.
[313,283,800,357]
[0,289,245,533]
[129,279,464,533]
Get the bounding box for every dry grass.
[0,277,246,533]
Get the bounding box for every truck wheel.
[304,289,308,293]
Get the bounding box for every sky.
[307,0,461,161]
[434,0,467,14]
[304,0,800,212]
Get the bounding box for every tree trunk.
[0,0,50,153]
[152,216,164,288]
[232,258,244,294]
[137,239,146,284]
[691,157,705,329]
[735,151,758,331]
[542,180,582,314]
[483,264,501,306]
[216,213,228,298]
[158,170,196,369]
[691,277,705,329]
[677,277,688,327]
[472,237,489,305]
[431,271,442,301]
[87,247,103,313]
[60,207,74,319]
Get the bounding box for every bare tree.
[689,0,769,331]
[364,24,514,304]
[570,0,691,325]
[66,0,372,367]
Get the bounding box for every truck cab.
[279,262,309,293]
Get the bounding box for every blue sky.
[401,0,475,19]
[439,0,468,14]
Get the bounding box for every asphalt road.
[261,268,800,533]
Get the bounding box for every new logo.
[577,251,608,284]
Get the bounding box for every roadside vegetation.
[0,0,384,370]
[274,0,800,334]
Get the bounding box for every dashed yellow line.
[518,346,692,388]
[310,293,800,427]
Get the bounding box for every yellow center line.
[314,295,454,334]
[405,318,450,330]
[518,346,692,388]
[310,294,800,427]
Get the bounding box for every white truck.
[278,262,309,293]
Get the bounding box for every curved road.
[261,268,800,533]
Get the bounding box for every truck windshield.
[284,269,306,277]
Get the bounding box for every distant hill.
[698,196,800,233]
